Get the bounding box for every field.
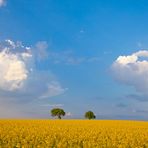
[0,120,148,148]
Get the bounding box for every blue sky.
[0,0,148,119]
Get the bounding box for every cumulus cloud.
[40,81,68,98]
[111,50,148,94]
[0,39,68,118]
[0,0,6,7]
[0,39,67,95]
[0,40,32,91]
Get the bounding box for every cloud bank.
[111,50,148,94]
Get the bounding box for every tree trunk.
[58,115,61,119]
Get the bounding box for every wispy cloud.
[126,94,148,102]
[41,104,64,107]
[40,81,68,99]
[34,41,49,60]
[34,41,100,65]
[137,42,143,48]
[0,0,6,7]
[50,52,100,65]
[80,28,85,33]
[134,109,148,113]
[116,103,128,108]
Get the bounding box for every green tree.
[50,108,65,119]
[85,111,96,119]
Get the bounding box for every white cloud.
[134,50,148,57]
[115,55,137,65]
[5,39,16,48]
[111,50,148,93]
[0,40,32,91]
[40,81,68,98]
[0,0,6,7]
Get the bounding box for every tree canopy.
[50,108,65,119]
[85,111,96,119]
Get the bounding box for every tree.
[85,111,96,119]
[50,108,65,119]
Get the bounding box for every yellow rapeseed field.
[0,120,148,148]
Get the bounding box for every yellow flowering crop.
[0,120,148,148]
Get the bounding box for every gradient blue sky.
[0,0,148,119]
